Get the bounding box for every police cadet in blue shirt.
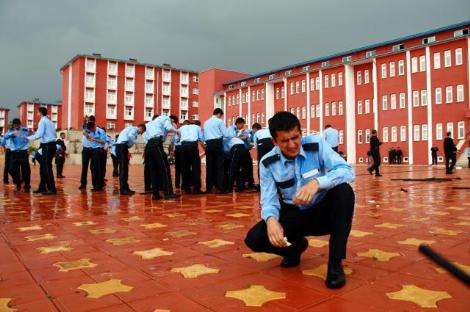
[5,119,31,192]
[323,124,340,153]
[146,114,179,200]
[55,132,67,178]
[203,108,231,193]
[26,107,58,195]
[169,132,182,191]
[224,135,249,192]
[110,134,119,177]
[79,115,94,190]
[85,121,107,192]
[179,120,204,194]
[1,125,14,184]
[115,124,146,195]
[245,112,355,289]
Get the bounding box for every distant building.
[17,100,61,130]
[0,107,9,132]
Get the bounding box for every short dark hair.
[137,123,146,132]
[235,117,245,125]
[60,132,65,136]
[169,115,178,124]
[38,107,47,116]
[152,114,159,120]
[447,131,451,136]
[182,120,190,126]
[252,123,262,130]
[268,111,301,138]
[88,115,96,122]
[12,118,21,125]
[325,124,332,128]
[193,120,201,126]
[86,121,95,130]
[213,108,224,115]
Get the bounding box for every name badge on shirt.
[302,169,318,179]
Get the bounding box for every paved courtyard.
[0,163,468,311]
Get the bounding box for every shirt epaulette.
[302,142,319,151]
[262,154,280,167]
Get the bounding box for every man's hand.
[293,179,319,205]
[266,217,287,248]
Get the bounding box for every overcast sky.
[0,0,469,117]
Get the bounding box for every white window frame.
[446,86,453,103]
[357,100,363,114]
[447,122,454,138]
[391,126,397,142]
[301,80,306,92]
[381,64,387,78]
[332,102,336,116]
[339,130,344,144]
[444,50,451,67]
[413,125,420,141]
[338,101,343,115]
[324,75,329,88]
[435,88,442,104]
[365,129,371,143]
[457,85,464,102]
[455,48,463,66]
[310,78,315,91]
[411,57,418,73]
[434,52,441,69]
[422,124,428,141]
[364,70,369,84]
[458,121,465,139]
[357,130,363,144]
[400,126,406,141]
[382,95,388,110]
[421,90,428,106]
[383,127,389,142]
[398,60,405,75]
[331,74,336,87]
[419,55,426,72]
[338,73,343,86]
[436,123,443,140]
[357,71,362,85]
[399,93,406,108]
[325,103,330,116]
[413,91,420,107]
[365,99,370,114]
[390,94,397,109]
[389,62,395,77]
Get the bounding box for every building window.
[389,62,395,77]
[290,82,294,95]
[455,48,463,66]
[275,88,280,99]
[295,81,300,94]
[107,90,117,104]
[192,101,199,107]
[145,95,154,106]
[444,50,451,67]
[421,90,427,106]
[281,86,285,98]
[398,60,405,75]
[310,105,315,118]
[357,130,363,144]
[411,57,418,73]
[383,127,389,142]
[106,121,115,130]
[107,105,115,116]
[422,124,428,141]
[391,94,397,109]
[301,107,306,119]
[399,93,406,108]
[332,102,336,116]
[125,107,133,117]
[413,91,420,107]
[382,95,388,110]
[325,103,330,116]
[338,101,343,115]
[435,88,442,104]
[419,56,426,72]
[436,123,443,140]
[446,86,453,103]
[458,121,465,139]
[457,85,464,102]
[192,88,199,95]
[301,80,306,92]
[364,70,369,84]
[357,100,363,114]
[331,74,336,87]
[391,126,397,142]
[316,77,320,90]
[261,113,265,124]
[400,126,406,141]
[365,129,371,143]
[146,108,154,118]
[324,75,329,88]
[338,73,343,86]
[339,130,344,144]
[261,89,265,100]
[316,104,321,117]
[413,125,420,141]
[381,64,387,78]
[447,122,454,138]
[180,111,187,121]
[357,71,362,85]
[310,78,315,91]
[365,99,370,114]
[434,52,441,69]
[193,75,199,82]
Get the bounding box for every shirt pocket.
[275,177,296,200]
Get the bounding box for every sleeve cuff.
[316,176,332,190]
[261,208,280,222]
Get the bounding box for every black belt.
[117,142,128,146]
[257,138,272,146]
[40,141,56,146]
[181,141,198,145]
[206,138,222,143]
[11,149,28,153]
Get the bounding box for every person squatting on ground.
[4,119,30,192]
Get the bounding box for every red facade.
[17,101,62,130]
[0,108,9,132]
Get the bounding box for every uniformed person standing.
[203,108,230,193]
[110,134,119,177]
[224,136,248,192]
[170,131,182,190]
[26,107,58,195]
[1,125,14,184]
[55,132,66,178]
[322,124,339,152]
[79,116,94,190]
[146,114,179,200]
[233,117,255,190]
[444,131,457,174]
[5,119,30,192]
[179,120,204,194]
[85,121,107,192]
[252,123,274,179]
[244,112,355,289]
[367,129,382,176]
[115,124,146,195]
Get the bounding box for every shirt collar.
[277,146,307,166]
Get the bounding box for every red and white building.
[200,20,470,165]
[0,107,9,132]
[17,100,61,130]
[60,54,199,131]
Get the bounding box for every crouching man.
[244,111,355,289]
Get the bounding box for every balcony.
[180,87,189,98]
[145,83,154,94]
[125,65,135,77]
[162,85,171,96]
[125,80,134,91]
[108,62,118,76]
[85,60,96,73]
[145,67,154,80]
[162,70,171,82]
[180,73,189,85]
[107,78,117,90]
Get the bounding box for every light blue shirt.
[259,134,355,221]
[180,124,204,143]
[142,131,151,144]
[203,116,230,141]
[1,132,14,149]
[171,134,181,146]
[86,127,107,149]
[253,129,272,149]
[323,127,339,148]
[146,115,176,138]
[467,147,470,157]
[117,126,139,148]
[28,116,57,143]
[5,128,29,151]
[223,137,245,154]
[110,139,117,156]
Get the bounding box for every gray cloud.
[0,0,469,116]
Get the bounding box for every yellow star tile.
[89,228,116,234]
[397,238,435,246]
[0,298,16,312]
[225,285,286,307]
[78,279,133,299]
[53,258,97,272]
[17,225,43,232]
[446,206,464,211]
[429,227,462,236]
[302,264,352,280]
[349,230,373,238]
[165,230,196,238]
[133,248,173,260]
[171,264,220,278]
[205,209,223,213]
[357,248,400,261]
[25,233,55,242]
[455,221,470,226]
[198,239,234,248]
[217,223,244,230]
[374,223,406,229]
[242,252,280,262]
[121,216,142,222]
[73,221,96,227]
[106,237,140,246]
[386,284,451,308]
[435,262,470,274]
[426,211,449,216]
[140,223,168,229]
[308,238,329,247]
[226,212,250,218]
[164,212,186,218]
[37,245,73,254]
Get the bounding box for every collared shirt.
[110,139,117,156]
[28,116,57,143]
[253,128,272,149]
[322,127,339,148]
[171,134,181,146]
[259,134,355,221]
[117,126,139,148]
[142,131,150,144]
[86,127,107,149]
[203,116,230,140]
[180,124,204,143]
[5,128,29,151]
[1,131,14,149]
[467,147,470,157]
[146,115,177,138]
[223,137,245,154]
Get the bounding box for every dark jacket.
[370,136,382,154]
[443,137,456,156]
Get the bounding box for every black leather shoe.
[78,184,86,190]
[42,190,57,195]
[24,187,31,193]
[325,259,346,289]
[164,193,180,200]
[16,185,21,191]
[91,187,104,192]
[367,168,373,175]
[152,194,162,200]
[280,238,308,268]
[120,189,134,195]
[192,189,203,195]
[216,189,230,194]
[375,174,382,177]
[33,188,46,194]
